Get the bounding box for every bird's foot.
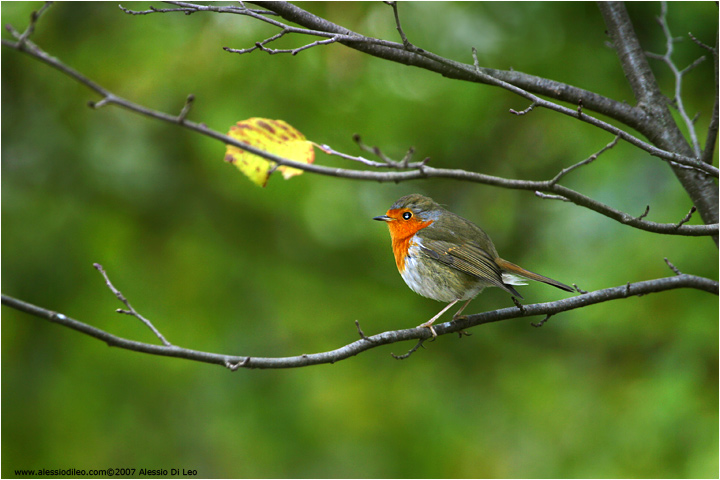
[416,320,438,340]
[450,314,472,337]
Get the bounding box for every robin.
[374,194,573,337]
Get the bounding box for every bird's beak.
[373,214,393,222]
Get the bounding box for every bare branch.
[119,4,196,15]
[535,192,571,202]
[177,94,195,123]
[314,138,428,169]
[225,357,251,371]
[509,103,537,116]
[637,205,651,221]
[675,206,697,229]
[2,273,716,369]
[115,1,717,177]
[354,320,377,343]
[645,2,705,157]
[224,30,345,56]
[702,98,719,166]
[352,134,424,169]
[689,31,716,54]
[531,314,552,328]
[385,1,413,50]
[13,1,53,47]
[128,1,720,230]
[120,2,279,17]
[549,136,620,185]
[93,264,172,347]
[2,31,717,237]
[468,47,716,177]
[599,1,718,234]
[391,339,426,360]
[664,257,683,275]
[689,31,719,167]
[313,143,383,168]
[125,1,377,57]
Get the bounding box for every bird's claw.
[417,321,438,340]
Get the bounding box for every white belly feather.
[399,242,488,303]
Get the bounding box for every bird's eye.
[402,211,412,220]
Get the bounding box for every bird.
[374,194,573,337]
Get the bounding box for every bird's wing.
[418,234,522,297]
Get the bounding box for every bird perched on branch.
[374,194,573,337]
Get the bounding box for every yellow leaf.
[224,118,315,187]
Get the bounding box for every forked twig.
[1,14,716,237]
[93,263,172,346]
[645,2,706,157]
[549,136,620,186]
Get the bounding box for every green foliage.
[2,2,717,478]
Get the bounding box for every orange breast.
[385,212,433,272]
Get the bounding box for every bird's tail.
[495,258,574,292]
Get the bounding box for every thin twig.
[120,2,278,17]
[549,136,620,185]
[177,94,194,123]
[386,1,414,50]
[2,274,716,369]
[674,206,697,229]
[254,34,342,56]
[15,1,53,48]
[688,31,719,167]
[688,32,716,54]
[531,314,551,328]
[391,339,425,360]
[225,357,251,371]
[121,1,716,177]
[355,320,377,343]
[702,96,719,166]
[2,12,717,237]
[352,134,422,168]
[313,143,384,167]
[509,103,537,116]
[664,257,683,275]
[119,4,195,15]
[645,2,704,157]
[476,44,714,175]
[93,263,172,346]
[535,192,570,202]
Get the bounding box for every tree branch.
[116,1,720,232]
[249,1,716,173]
[599,2,667,112]
[243,2,641,123]
[3,3,718,374]
[689,30,719,166]
[2,272,716,369]
[2,14,717,237]
[93,263,172,347]
[599,1,719,238]
[645,2,706,158]
[114,1,717,177]
[247,0,720,239]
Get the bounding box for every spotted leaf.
[224,118,315,187]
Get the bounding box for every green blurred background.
[2,2,717,478]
